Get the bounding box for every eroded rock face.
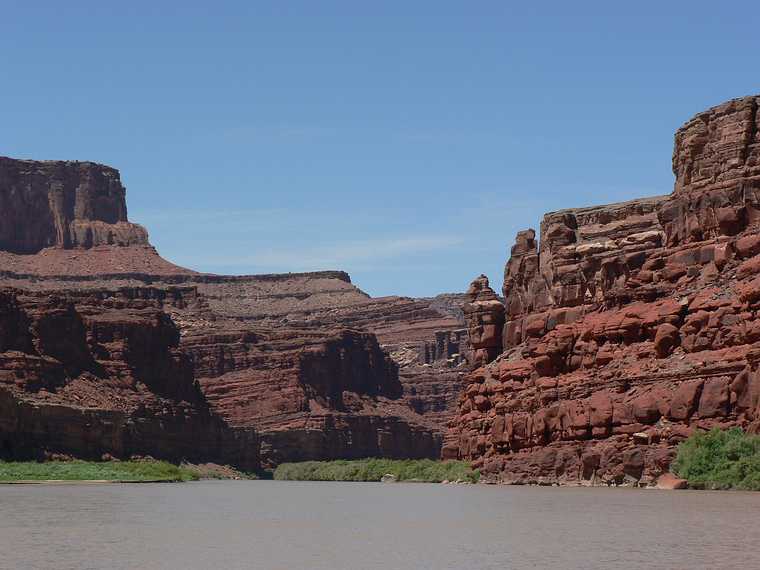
[447,95,760,485]
[0,156,460,466]
[463,275,505,366]
[0,158,148,253]
[661,96,760,245]
[184,324,440,467]
[0,288,258,469]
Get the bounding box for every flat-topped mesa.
[0,157,148,253]
[462,275,505,366]
[660,95,760,245]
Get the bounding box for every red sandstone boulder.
[669,380,703,421]
[656,473,688,490]
[697,377,730,418]
[654,323,680,358]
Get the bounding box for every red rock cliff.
[447,95,760,486]
[0,287,258,469]
[0,156,460,466]
[0,158,148,253]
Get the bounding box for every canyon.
[447,94,760,485]
[4,94,760,483]
[0,159,467,469]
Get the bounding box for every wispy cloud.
[130,207,290,231]
[172,234,467,272]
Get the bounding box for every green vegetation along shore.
[0,460,199,483]
[673,428,760,491]
[273,458,479,483]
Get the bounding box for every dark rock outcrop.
[0,288,258,469]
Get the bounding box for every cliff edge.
[447,95,760,486]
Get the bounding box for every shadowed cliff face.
[183,322,441,468]
[0,288,258,469]
[448,95,760,486]
[0,158,147,253]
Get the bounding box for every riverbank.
[0,460,200,483]
[672,427,760,491]
[273,458,479,483]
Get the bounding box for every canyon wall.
[447,95,760,485]
[0,157,465,467]
[0,287,258,469]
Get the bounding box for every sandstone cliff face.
[0,288,258,469]
[0,158,148,253]
[663,96,760,245]
[448,95,760,486]
[0,156,462,466]
[183,323,438,467]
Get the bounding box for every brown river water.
[1,481,758,569]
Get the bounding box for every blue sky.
[2,1,759,297]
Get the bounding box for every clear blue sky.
[2,1,758,297]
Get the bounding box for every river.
[1,481,758,569]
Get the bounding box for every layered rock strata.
[448,95,760,486]
[0,157,464,465]
[0,287,258,469]
[0,158,148,253]
[182,321,437,467]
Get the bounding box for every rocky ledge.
[447,95,760,486]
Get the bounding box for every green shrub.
[672,427,760,490]
[273,458,479,483]
[0,460,199,482]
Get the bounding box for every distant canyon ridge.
[3,94,760,484]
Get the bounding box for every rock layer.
[448,95,760,486]
[0,287,258,469]
[0,156,464,466]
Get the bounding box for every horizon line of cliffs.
[3,94,760,478]
[448,94,760,485]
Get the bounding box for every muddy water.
[1,481,758,569]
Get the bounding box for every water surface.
[1,481,758,569]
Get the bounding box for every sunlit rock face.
[446,95,760,485]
